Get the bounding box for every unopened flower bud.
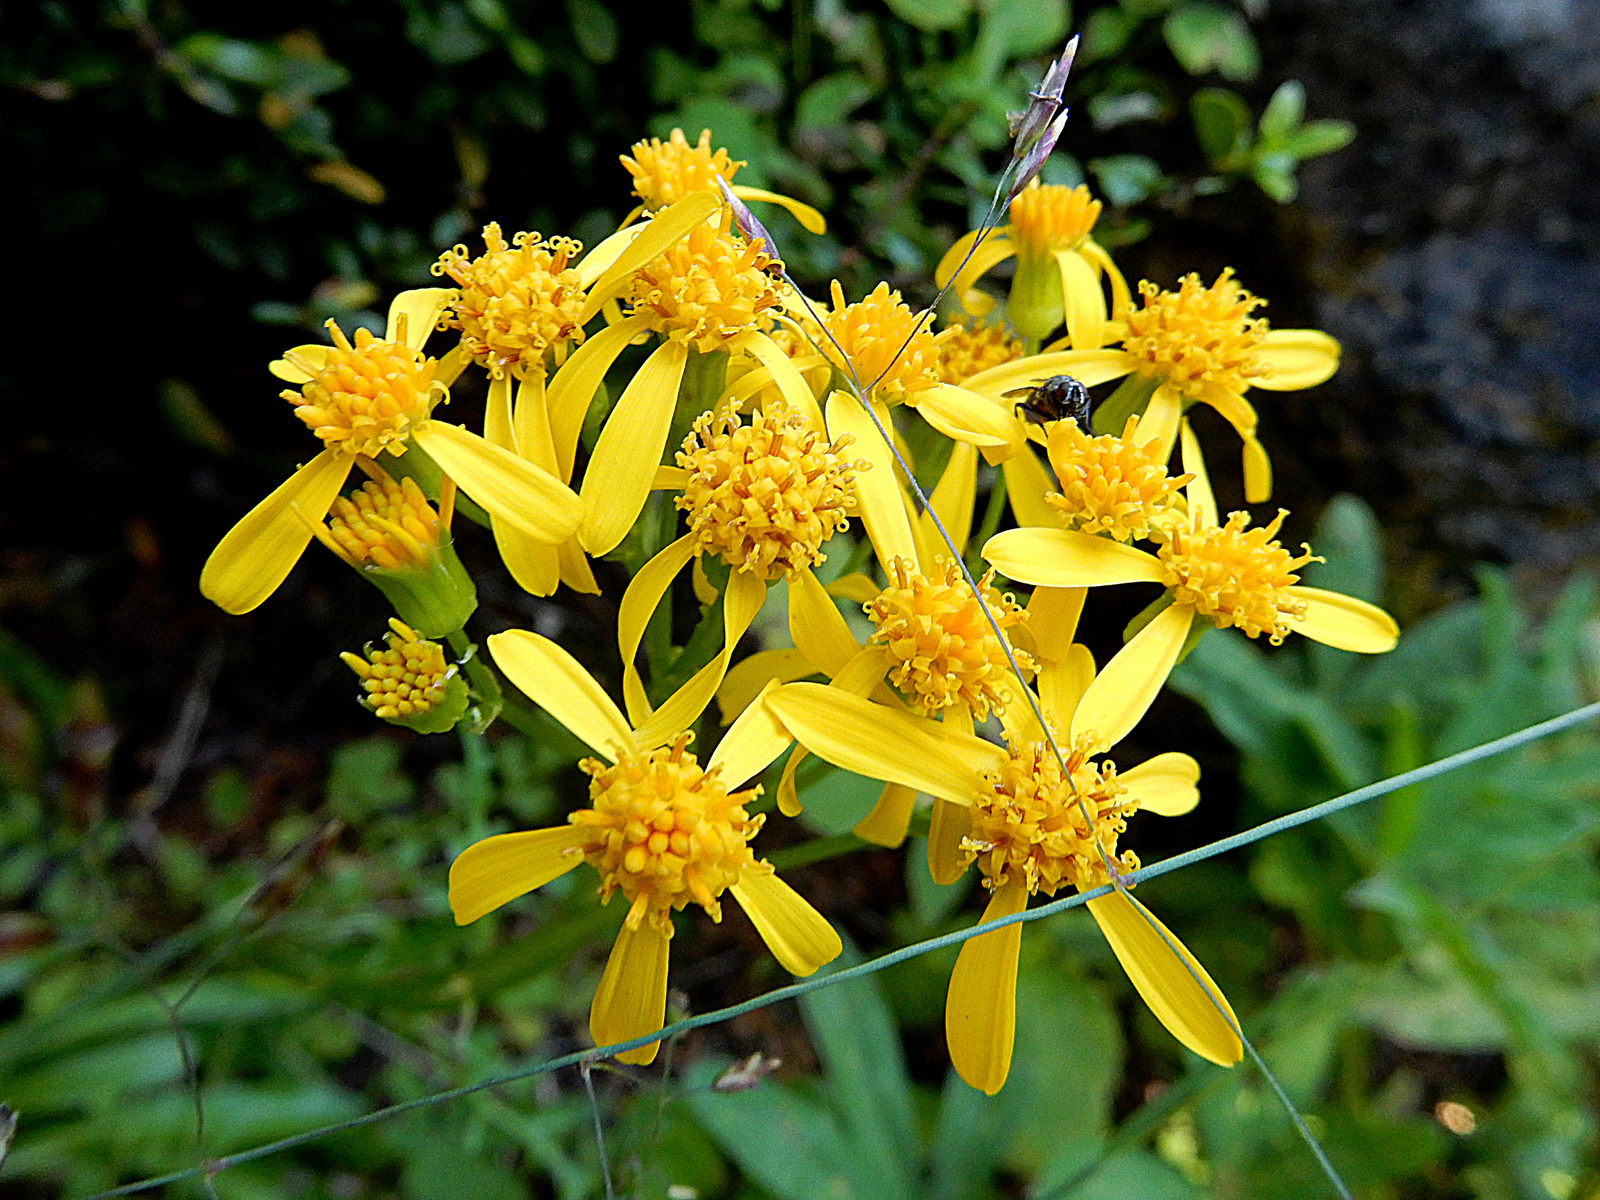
[341,619,470,733]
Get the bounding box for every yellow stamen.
[570,733,769,936]
[866,559,1033,719]
[628,214,783,352]
[676,406,864,580]
[1007,181,1103,258]
[964,734,1139,895]
[283,320,441,458]
[340,618,455,718]
[620,128,744,212]
[317,462,441,570]
[936,317,1024,384]
[432,223,587,379]
[1046,417,1192,542]
[1155,510,1321,644]
[1115,269,1269,401]
[821,281,950,401]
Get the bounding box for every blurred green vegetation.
[5,1,1598,1198]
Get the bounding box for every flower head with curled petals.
[820,281,949,402]
[281,318,443,459]
[622,128,744,212]
[1153,509,1319,644]
[1116,269,1269,402]
[1045,417,1192,542]
[628,214,783,352]
[937,318,1025,384]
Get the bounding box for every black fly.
[1002,375,1092,433]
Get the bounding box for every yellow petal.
[579,338,689,555]
[1179,418,1218,529]
[575,221,643,287]
[984,527,1164,589]
[718,648,817,725]
[709,679,794,786]
[827,391,918,571]
[854,783,916,847]
[1057,249,1108,351]
[514,372,559,474]
[1039,643,1095,732]
[1141,384,1183,461]
[730,869,843,976]
[484,374,516,453]
[730,329,826,431]
[776,743,807,816]
[1121,751,1200,817]
[591,922,671,1065]
[962,349,1133,398]
[1001,447,1061,530]
[937,229,1015,294]
[823,572,881,606]
[1287,586,1399,653]
[1083,240,1131,314]
[832,646,893,699]
[1026,586,1087,662]
[495,521,561,596]
[388,288,453,350]
[927,796,973,885]
[654,465,691,490]
[1253,328,1341,391]
[413,421,584,542]
[547,312,655,479]
[946,878,1028,1095]
[914,383,1016,449]
[487,629,637,758]
[557,536,601,595]
[200,449,351,614]
[1242,433,1273,504]
[581,192,721,323]
[730,184,827,235]
[764,684,1002,804]
[1071,604,1193,749]
[922,440,977,557]
[269,344,330,384]
[1087,891,1242,1066]
[617,534,698,726]
[448,826,587,924]
[789,566,862,675]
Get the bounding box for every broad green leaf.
[1163,4,1260,81]
[1257,80,1305,142]
[885,0,972,32]
[1191,87,1252,161]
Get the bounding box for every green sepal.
[361,532,478,638]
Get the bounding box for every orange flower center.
[282,321,440,458]
[936,317,1024,384]
[1116,269,1269,401]
[572,734,768,936]
[1007,182,1102,258]
[628,217,782,351]
[866,559,1033,720]
[432,223,587,379]
[323,462,441,571]
[1155,510,1320,643]
[340,619,454,719]
[1046,417,1192,542]
[821,281,949,401]
[965,736,1138,896]
[677,406,863,580]
[621,128,744,211]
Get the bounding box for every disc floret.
[571,733,770,936]
[937,318,1024,384]
[1046,417,1192,542]
[341,619,457,720]
[1155,510,1321,643]
[1116,269,1269,401]
[628,216,783,351]
[1008,181,1102,257]
[821,281,949,401]
[282,320,442,458]
[866,559,1033,719]
[432,223,587,379]
[676,407,864,579]
[621,128,744,211]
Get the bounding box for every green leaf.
[1279,120,1355,159]
[1256,80,1305,142]
[177,34,282,87]
[1162,4,1260,81]
[1250,160,1296,202]
[1190,87,1252,162]
[1082,7,1138,61]
[884,0,972,32]
[1088,154,1163,206]
[796,72,876,130]
[979,0,1070,62]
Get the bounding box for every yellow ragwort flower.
[937,317,1025,385]
[341,618,456,720]
[1044,415,1192,542]
[619,127,826,235]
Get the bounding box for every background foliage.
[3,1,1597,1198]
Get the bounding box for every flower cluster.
[201,98,1397,1090]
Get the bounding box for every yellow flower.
[935,182,1129,347]
[762,590,1241,1093]
[1043,415,1193,543]
[1002,268,1340,501]
[619,128,826,238]
[936,317,1025,385]
[984,488,1399,752]
[200,290,584,615]
[340,618,468,733]
[449,630,841,1064]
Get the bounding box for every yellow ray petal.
[983,527,1164,589]
[591,922,671,1065]
[921,439,977,556]
[1242,433,1273,504]
[831,645,892,698]
[789,566,863,676]
[1287,586,1399,653]
[776,743,807,816]
[484,374,516,453]
[730,329,825,431]
[1057,248,1108,351]
[1026,586,1087,661]
[730,184,827,235]
[1087,891,1242,1066]
[1121,751,1201,817]
[827,391,919,572]
[617,534,699,726]
[495,521,561,596]
[709,679,794,786]
[487,629,637,758]
[937,230,1015,295]
[962,349,1134,398]
[1001,446,1061,530]
[1082,240,1131,314]
[575,221,644,287]
[412,421,584,542]
[547,312,655,479]
[514,372,559,474]
[269,344,331,384]
[718,647,817,724]
[200,449,351,614]
[731,869,843,976]
[388,287,454,350]
[1039,643,1095,733]
[854,783,916,847]
[1253,328,1341,391]
[1195,384,1259,442]
[824,572,881,605]
[580,191,721,322]
[448,826,587,924]
[557,535,601,595]
[1071,604,1193,750]
[765,684,1001,804]
[914,383,1016,449]
[579,338,690,555]
[1141,384,1183,462]
[1179,418,1218,529]
[927,796,973,885]
[946,878,1028,1095]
